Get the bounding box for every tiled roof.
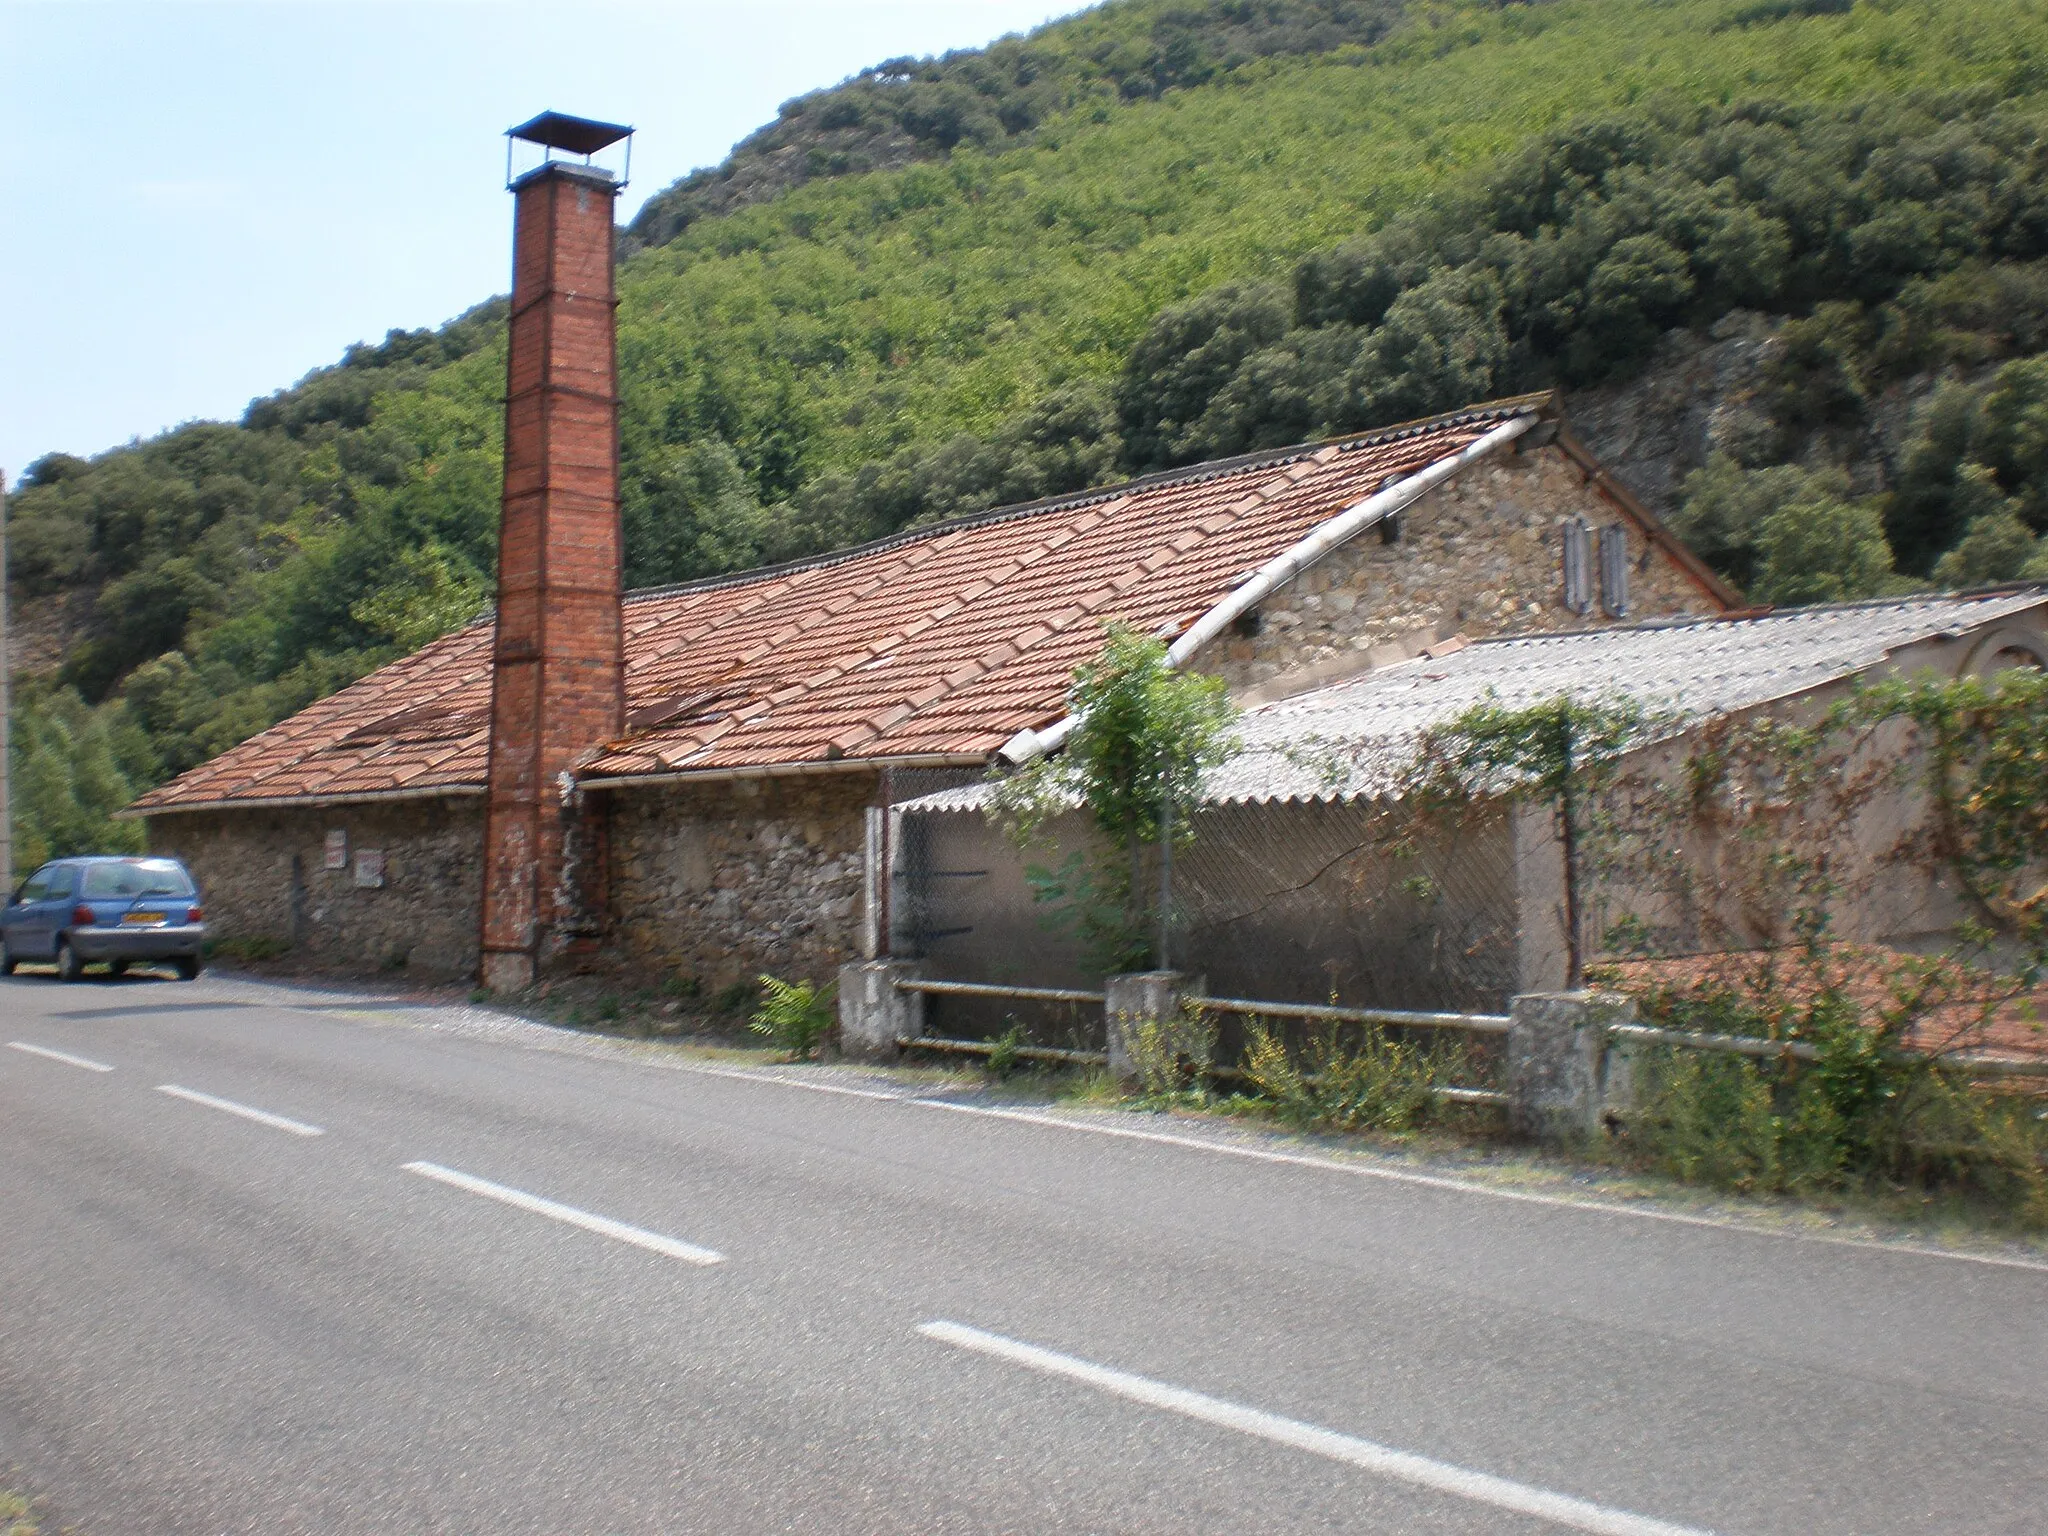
[907,590,2048,812]
[131,396,1569,815]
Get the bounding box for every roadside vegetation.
[993,622,1238,973]
[11,0,2048,866]
[0,1485,44,1536]
[959,664,2048,1235]
[748,973,838,1061]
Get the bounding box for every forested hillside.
[9,0,2048,868]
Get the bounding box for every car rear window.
[81,861,196,899]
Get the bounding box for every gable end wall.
[1196,444,1722,690]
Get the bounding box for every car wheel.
[55,939,84,982]
[174,955,201,981]
[0,942,15,976]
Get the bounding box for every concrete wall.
[608,772,876,989]
[145,798,485,980]
[1582,619,2048,961]
[1199,443,1721,695]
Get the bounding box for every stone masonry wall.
[145,798,484,980]
[1199,442,1724,692]
[609,772,876,989]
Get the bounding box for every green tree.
[1752,486,1896,606]
[995,624,1238,973]
[1674,456,1895,600]
[8,689,154,873]
[623,436,770,588]
[1932,506,2048,588]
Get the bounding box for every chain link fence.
[890,783,1529,1051]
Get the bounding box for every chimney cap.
[507,111,633,155]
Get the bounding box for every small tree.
[1401,694,1655,988]
[994,624,1237,975]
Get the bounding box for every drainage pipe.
[997,411,1542,764]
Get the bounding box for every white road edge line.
[7,1041,115,1073]
[410,1031,2038,1275]
[919,1321,1713,1536]
[401,1161,724,1266]
[907,1098,2048,1276]
[675,1062,905,1102]
[155,1084,324,1137]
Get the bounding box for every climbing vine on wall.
[993,623,1238,975]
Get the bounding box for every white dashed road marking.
[402,1161,724,1265]
[156,1084,325,1137]
[7,1041,115,1073]
[919,1320,1716,1536]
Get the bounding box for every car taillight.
[186,907,203,922]
[72,905,95,926]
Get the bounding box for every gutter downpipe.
[996,411,1542,765]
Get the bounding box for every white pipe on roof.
[996,410,1542,765]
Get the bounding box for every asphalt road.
[2,969,2044,1534]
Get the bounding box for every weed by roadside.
[749,974,837,1061]
[1,1485,43,1536]
[1608,963,2048,1229]
[1236,1019,1476,1135]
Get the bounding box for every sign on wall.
[353,849,386,889]
[324,829,349,871]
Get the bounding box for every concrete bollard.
[837,961,924,1062]
[1104,970,1206,1085]
[1505,990,1635,1141]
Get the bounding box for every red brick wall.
[480,164,625,990]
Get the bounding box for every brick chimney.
[479,114,633,993]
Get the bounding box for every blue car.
[1,855,206,981]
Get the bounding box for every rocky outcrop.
[1566,310,1974,524]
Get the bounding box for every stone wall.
[608,772,876,989]
[1198,442,1724,693]
[144,797,484,980]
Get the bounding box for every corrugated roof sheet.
[909,591,2048,812]
[132,397,1556,815]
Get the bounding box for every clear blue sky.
[0,1,1077,478]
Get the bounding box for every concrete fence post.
[1104,970,1205,1084]
[1505,990,1636,1141]
[838,961,925,1063]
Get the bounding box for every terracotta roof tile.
[130,398,1557,812]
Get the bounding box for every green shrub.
[1625,969,2048,1223]
[985,1024,1027,1080]
[1239,1019,1468,1133]
[749,974,837,1060]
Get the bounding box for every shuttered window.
[1599,524,1629,617]
[1561,518,1593,614]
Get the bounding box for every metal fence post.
[1157,789,1172,972]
